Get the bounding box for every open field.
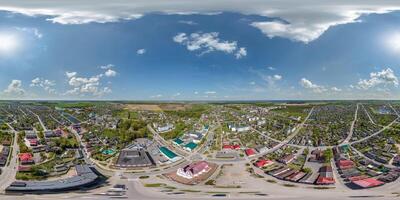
[123,104,192,111]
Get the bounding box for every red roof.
[255,160,267,168]
[255,159,273,168]
[245,148,256,156]
[29,139,37,145]
[338,159,354,169]
[19,153,33,161]
[183,161,210,175]
[233,144,241,149]
[222,144,241,150]
[352,178,384,188]
[348,175,369,182]
[316,176,335,184]
[223,145,233,149]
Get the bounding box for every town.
[0,101,399,199]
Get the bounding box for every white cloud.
[0,1,399,43]
[272,74,282,80]
[101,87,112,94]
[204,91,216,94]
[299,78,327,93]
[136,48,146,55]
[178,20,197,25]
[151,94,163,98]
[249,81,256,85]
[331,87,342,92]
[235,47,247,59]
[100,64,114,69]
[68,76,101,87]
[173,32,247,58]
[265,74,282,86]
[64,65,117,96]
[3,80,25,96]
[30,77,56,94]
[267,66,276,71]
[250,7,392,43]
[104,69,117,77]
[15,27,42,38]
[66,71,77,78]
[357,68,399,90]
[172,92,181,97]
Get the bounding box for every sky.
[1,1,400,100]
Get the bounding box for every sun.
[0,33,18,54]
[385,32,400,53]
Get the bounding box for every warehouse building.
[6,165,99,193]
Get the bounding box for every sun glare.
[0,33,18,54]
[385,32,400,53]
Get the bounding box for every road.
[27,109,47,131]
[0,123,19,191]
[2,104,400,200]
[350,146,393,168]
[147,124,188,157]
[342,103,359,144]
[254,107,314,158]
[350,116,399,145]
[361,103,376,125]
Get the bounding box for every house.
[337,159,354,170]
[176,161,211,179]
[269,167,290,176]
[255,159,274,168]
[245,148,256,157]
[0,157,6,166]
[276,169,296,180]
[25,130,37,139]
[278,154,296,164]
[17,165,32,172]
[392,155,400,166]
[19,153,34,165]
[316,176,335,185]
[352,178,384,188]
[28,139,38,146]
[316,165,335,185]
[309,149,324,162]
[2,140,11,146]
[222,144,240,150]
[285,171,306,182]
[44,130,56,138]
[156,124,174,133]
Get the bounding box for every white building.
[176,161,211,179]
[156,123,174,133]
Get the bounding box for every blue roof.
[184,142,197,150]
[159,147,177,159]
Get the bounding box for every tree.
[323,148,333,163]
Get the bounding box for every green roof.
[184,142,197,150]
[173,138,184,145]
[159,147,177,159]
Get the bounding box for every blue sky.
[1,1,400,100]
